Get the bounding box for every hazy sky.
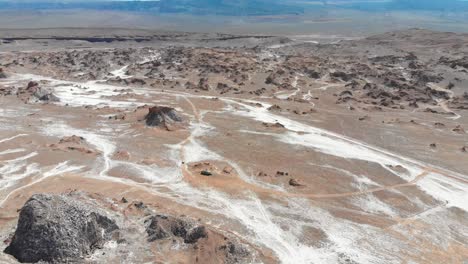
[1,0,468,34]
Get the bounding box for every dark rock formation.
[262,122,285,129]
[4,194,118,263]
[434,122,445,128]
[453,125,465,134]
[185,226,208,244]
[144,106,183,129]
[331,71,354,82]
[425,87,450,100]
[144,214,251,263]
[250,87,267,96]
[198,77,210,90]
[0,68,6,78]
[33,87,60,102]
[276,171,289,177]
[304,69,320,79]
[267,104,282,111]
[59,135,85,144]
[145,214,207,244]
[439,56,468,69]
[219,241,251,264]
[200,170,213,176]
[289,178,305,187]
[27,81,38,89]
[0,85,12,96]
[18,81,60,102]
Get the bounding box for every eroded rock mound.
[49,135,95,154]
[145,214,252,263]
[4,194,118,263]
[145,214,207,244]
[0,85,12,96]
[220,241,252,264]
[145,106,183,129]
[59,135,86,144]
[17,81,60,103]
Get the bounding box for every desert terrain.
[0,28,467,263]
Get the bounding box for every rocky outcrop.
[145,214,252,263]
[289,178,305,187]
[144,106,183,130]
[330,71,354,82]
[17,81,60,103]
[0,68,6,78]
[267,104,282,111]
[145,214,207,244]
[59,135,86,144]
[453,125,465,134]
[48,135,95,154]
[220,241,252,264]
[262,122,285,129]
[0,85,12,96]
[439,56,468,69]
[4,194,119,263]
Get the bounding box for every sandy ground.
[0,29,467,263]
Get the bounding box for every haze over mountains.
[1,26,468,264]
[1,0,468,15]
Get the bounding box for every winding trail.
[427,82,461,120]
[172,93,467,201]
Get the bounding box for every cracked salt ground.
[2,80,467,262]
[1,35,467,263]
[0,98,315,262]
[26,127,319,263]
[0,147,84,205]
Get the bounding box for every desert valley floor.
[0,28,467,263]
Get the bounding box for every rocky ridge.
[3,192,256,263]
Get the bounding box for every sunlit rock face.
[145,106,183,129]
[4,194,118,263]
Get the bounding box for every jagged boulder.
[4,194,119,263]
[144,106,183,129]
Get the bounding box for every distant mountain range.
[0,0,467,15]
[339,0,468,11]
[390,0,468,10]
[0,0,303,15]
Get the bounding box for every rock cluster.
[145,214,252,263]
[0,85,12,96]
[145,214,207,244]
[17,81,60,103]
